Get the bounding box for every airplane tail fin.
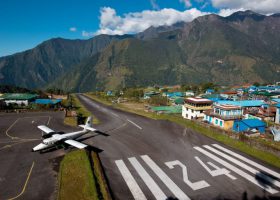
[79,116,96,131]
[85,116,92,128]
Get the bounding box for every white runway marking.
[115,160,147,200]
[204,145,280,189]
[194,146,278,194]
[128,157,167,200]
[195,156,236,180]
[165,160,210,190]
[127,119,142,130]
[112,113,119,117]
[141,155,191,200]
[212,144,280,179]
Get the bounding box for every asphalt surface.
[0,111,76,200]
[77,94,280,200]
[1,96,280,200]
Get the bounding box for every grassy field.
[85,93,280,169]
[57,150,98,200]
[58,94,111,200]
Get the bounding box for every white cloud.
[179,0,192,8]
[69,27,77,32]
[218,8,245,17]
[211,0,280,14]
[95,7,209,35]
[150,0,160,10]
[82,30,95,37]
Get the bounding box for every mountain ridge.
[1,10,280,91]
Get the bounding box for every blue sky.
[0,0,279,57]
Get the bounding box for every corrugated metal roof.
[216,100,266,107]
[272,99,280,103]
[174,97,184,104]
[239,119,265,127]
[151,106,182,113]
[2,93,38,100]
[35,99,62,105]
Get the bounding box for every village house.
[1,93,38,106]
[205,89,215,95]
[276,104,280,124]
[144,91,160,99]
[182,97,212,120]
[163,92,184,99]
[204,104,242,130]
[185,90,195,97]
[220,91,238,100]
[232,119,266,134]
[244,105,276,122]
[216,100,266,111]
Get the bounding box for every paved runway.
[1,97,280,200]
[77,94,280,200]
[0,111,75,200]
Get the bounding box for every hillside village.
[1,82,280,143]
[105,82,280,142]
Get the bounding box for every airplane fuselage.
[32,129,89,152]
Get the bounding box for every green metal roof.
[151,106,182,113]
[174,97,184,104]
[1,93,38,100]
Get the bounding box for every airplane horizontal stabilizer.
[79,125,96,132]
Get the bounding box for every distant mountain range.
[1,10,280,92]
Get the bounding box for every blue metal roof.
[166,92,184,97]
[272,99,280,103]
[216,100,265,107]
[240,119,266,127]
[35,99,62,105]
[276,104,280,108]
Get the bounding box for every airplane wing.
[64,139,88,149]
[38,125,55,134]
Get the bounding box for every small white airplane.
[32,116,96,152]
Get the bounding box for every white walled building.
[182,97,212,120]
[276,104,280,124]
[2,93,38,106]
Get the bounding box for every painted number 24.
[165,157,236,191]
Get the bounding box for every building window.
[215,119,218,125]
[220,121,223,127]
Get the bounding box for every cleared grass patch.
[63,116,77,127]
[58,150,98,200]
[59,94,111,200]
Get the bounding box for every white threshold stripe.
[141,155,191,200]
[128,157,167,200]
[212,143,280,179]
[127,119,142,130]
[115,160,147,200]
[194,147,278,194]
[204,145,280,189]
